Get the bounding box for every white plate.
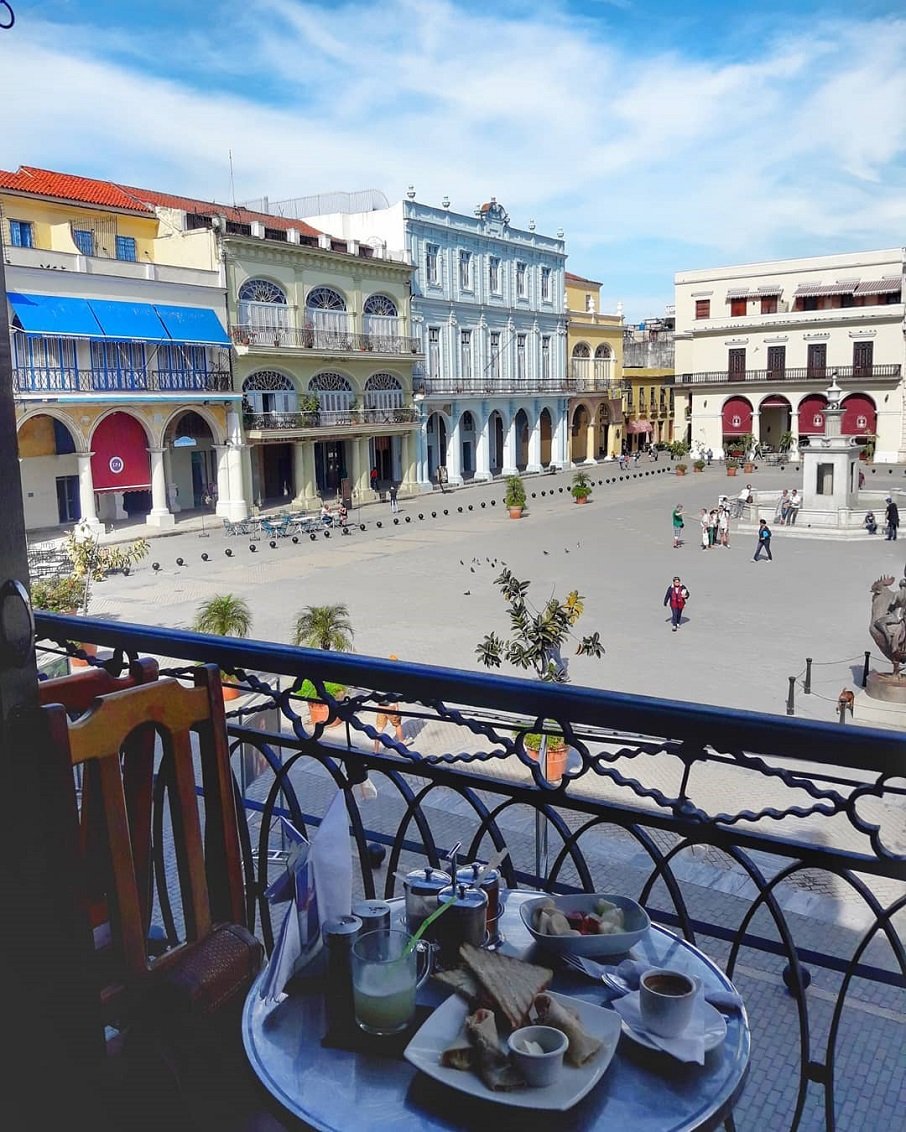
[619,996,727,1056]
[403,990,621,1111]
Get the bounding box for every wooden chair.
[41,664,257,1037]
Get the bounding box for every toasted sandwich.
[459,943,553,1030]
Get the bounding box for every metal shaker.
[322,914,362,1036]
[457,863,502,944]
[435,883,489,968]
[403,867,449,936]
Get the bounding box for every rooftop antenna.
[228,149,236,207]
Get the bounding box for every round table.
[243,893,750,1132]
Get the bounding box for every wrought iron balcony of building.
[679,364,902,386]
[243,406,420,432]
[32,613,906,1131]
[231,324,422,357]
[421,375,573,396]
[13,367,233,394]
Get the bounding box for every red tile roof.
[117,183,323,238]
[0,164,323,237]
[0,166,154,212]
[566,271,602,286]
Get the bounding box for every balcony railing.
[231,324,421,356]
[13,367,233,394]
[243,406,419,432]
[679,364,902,385]
[34,614,906,1132]
[423,376,572,395]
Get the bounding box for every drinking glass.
[351,929,431,1036]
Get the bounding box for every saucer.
[618,994,727,1056]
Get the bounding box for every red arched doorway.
[90,413,151,518]
[798,395,828,436]
[841,394,876,437]
[721,396,753,441]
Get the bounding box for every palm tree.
[192,594,252,638]
[291,604,354,652]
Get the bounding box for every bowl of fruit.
[519,894,650,958]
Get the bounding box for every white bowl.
[519,893,650,958]
[507,1025,568,1088]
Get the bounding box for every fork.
[561,955,630,995]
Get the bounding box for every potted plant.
[726,459,739,477]
[30,574,95,665]
[675,462,688,476]
[523,724,569,785]
[860,434,877,463]
[299,392,320,420]
[570,470,592,504]
[667,439,689,462]
[192,593,252,699]
[693,459,705,473]
[476,569,604,785]
[504,474,527,519]
[738,432,756,472]
[291,604,354,725]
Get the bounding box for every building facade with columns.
[2,165,246,532]
[674,249,905,461]
[300,193,570,486]
[565,271,625,462]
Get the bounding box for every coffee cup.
[639,968,699,1038]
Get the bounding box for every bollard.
[862,651,871,688]
[838,701,847,725]
[804,658,812,694]
[786,676,796,716]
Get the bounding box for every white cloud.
[1,2,905,322]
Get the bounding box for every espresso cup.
[639,968,699,1038]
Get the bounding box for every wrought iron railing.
[13,367,232,394]
[679,364,902,385]
[33,614,906,1132]
[243,406,419,431]
[231,324,421,356]
[422,376,573,395]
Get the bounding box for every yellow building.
[621,315,677,452]
[565,272,624,461]
[2,166,238,531]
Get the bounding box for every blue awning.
[88,299,170,342]
[8,292,103,337]
[154,305,230,346]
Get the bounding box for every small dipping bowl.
[507,1025,568,1088]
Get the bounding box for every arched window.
[242,371,298,416]
[305,287,350,347]
[363,294,400,347]
[237,279,289,332]
[571,342,591,384]
[594,343,612,384]
[310,372,354,416]
[364,373,404,411]
[460,411,475,432]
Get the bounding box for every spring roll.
[465,1009,524,1091]
[533,993,602,1067]
[440,1029,474,1071]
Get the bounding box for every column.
[416,417,431,490]
[553,405,569,469]
[789,407,800,458]
[446,417,463,485]
[213,444,231,517]
[76,453,100,529]
[355,437,371,499]
[400,431,417,492]
[228,443,249,520]
[527,410,542,473]
[501,411,518,476]
[584,411,597,464]
[751,409,761,447]
[146,447,175,528]
[474,406,492,481]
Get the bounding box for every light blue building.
[302,192,570,488]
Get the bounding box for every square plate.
[403,990,621,1111]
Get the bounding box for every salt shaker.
[322,914,362,1036]
[456,863,502,943]
[352,900,392,936]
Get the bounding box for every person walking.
[370,466,379,494]
[775,489,789,524]
[698,508,709,550]
[672,504,685,548]
[787,489,801,526]
[388,482,399,513]
[885,496,899,540]
[718,505,730,547]
[708,509,719,547]
[663,576,690,632]
[706,447,713,466]
[753,519,773,562]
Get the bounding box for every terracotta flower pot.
[527,742,569,785]
[727,467,738,477]
[222,684,242,701]
[309,701,343,728]
[675,469,687,476]
[574,496,589,504]
[743,463,755,473]
[508,507,524,519]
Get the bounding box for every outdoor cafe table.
[242,892,750,1132]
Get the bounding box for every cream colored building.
[675,249,905,461]
[565,272,624,461]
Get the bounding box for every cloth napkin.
[614,958,744,1012]
[259,790,352,1005]
[613,991,713,1065]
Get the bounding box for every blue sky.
[2,0,905,323]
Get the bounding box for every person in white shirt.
[787,490,801,526]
